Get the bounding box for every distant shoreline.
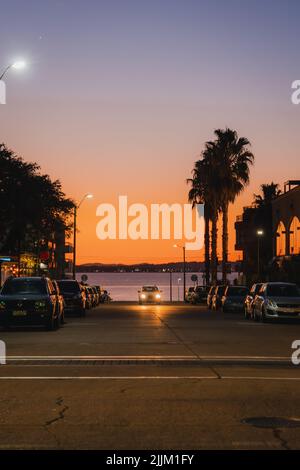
[76,261,241,274]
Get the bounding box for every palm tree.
[188,143,221,285]
[211,129,254,284]
[187,158,211,285]
[253,182,281,207]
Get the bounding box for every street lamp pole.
[173,244,186,302]
[256,229,264,280]
[72,194,93,280]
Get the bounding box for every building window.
[290,216,300,255]
[276,221,286,256]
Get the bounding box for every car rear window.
[266,284,300,297]
[57,281,80,293]
[1,279,47,295]
[226,287,249,296]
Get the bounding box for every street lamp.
[256,229,264,280]
[0,60,26,81]
[72,193,93,280]
[173,244,186,302]
[177,278,181,301]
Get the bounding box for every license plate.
[12,310,27,317]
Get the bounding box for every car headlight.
[141,294,146,299]
[155,293,161,299]
[34,301,47,310]
[266,299,277,309]
[0,301,6,310]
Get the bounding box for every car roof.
[264,282,297,286]
[5,276,48,281]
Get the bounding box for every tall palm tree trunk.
[222,202,229,284]
[204,205,210,285]
[211,209,218,284]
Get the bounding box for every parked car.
[138,286,161,304]
[92,286,100,305]
[100,290,112,303]
[190,286,210,304]
[52,280,65,325]
[185,287,195,303]
[211,285,227,310]
[84,286,93,309]
[244,283,263,319]
[0,277,62,330]
[57,280,86,316]
[207,286,216,309]
[221,286,249,313]
[252,282,300,322]
[90,286,99,306]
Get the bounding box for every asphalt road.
[1,303,300,450]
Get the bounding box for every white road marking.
[5,355,291,360]
[0,375,300,380]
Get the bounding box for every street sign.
[81,274,88,282]
[191,274,198,282]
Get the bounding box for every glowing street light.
[256,229,264,280]
[72,194,93,280]
[0,60,27,81]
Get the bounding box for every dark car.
[52,280,65,325]
[84,286,94,309]
[221,286,249,313]
[92,286,100,305]
[190,286,210,304]
[57,280,86,316]
[0,277,62,330]
[211,285,227,310]
[185,287,195,303]
[207,286,216,309]
[244,283,263,319]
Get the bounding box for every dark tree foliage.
[0,143,74,256]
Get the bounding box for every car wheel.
[46,317,55,331]
[261,307,267,323]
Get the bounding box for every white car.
[138,286,162,304]
[252,282,300,322]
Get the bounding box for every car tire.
[261,307,267,323]
[46,317,55,331]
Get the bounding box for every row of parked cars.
[186,282,300,322]
[0,277,103,331]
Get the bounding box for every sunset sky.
[1,0,300,264]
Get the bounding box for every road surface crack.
[45,396,69,426]
[272,428,290,450]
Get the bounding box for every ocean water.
[76,272,240,301]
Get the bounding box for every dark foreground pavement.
[1,303,300,449]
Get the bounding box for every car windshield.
[217,286,226,295]
[57,281,80,294]
[226,287,249,296]
[195,287,205,293]
[266,284,300,297]
[142,286,158,292]
[1,279,47,295]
